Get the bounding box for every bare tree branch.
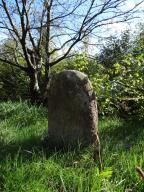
[0,58,28,72]
[0,0,143,101]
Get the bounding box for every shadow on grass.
[100,118,144,151]
[0,135,83,163]
[0,136,45,161]
[0,118,144,162]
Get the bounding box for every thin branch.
[1,0,21,40]
[0,58,28,72]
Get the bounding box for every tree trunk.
[42,63,50,105]
[29,69,41,104]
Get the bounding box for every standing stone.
[47,70,100,151]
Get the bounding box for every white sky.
[107,0,144,34]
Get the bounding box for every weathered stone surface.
[47,70,100,149]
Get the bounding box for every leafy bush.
[1,27,144,118]
[0,63,29,101]
[53,48,144,118]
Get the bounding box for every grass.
[0,101,144,192]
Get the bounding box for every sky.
[0,0,143,36]
[0,0,144,55]
[106,0,144,34]
[86,0,144,54]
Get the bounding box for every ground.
[0,101,144,192]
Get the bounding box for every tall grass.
[0,101,144,191]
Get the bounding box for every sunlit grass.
[0,101,144,191]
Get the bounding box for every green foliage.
[52,44,144,117]
[98,30,131,70]
[113,52,144,115]
[44,25,144,118]
[1,26,144,118]
[0,63,29,100]
[0,101,144,191]
[95,29,144,117]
